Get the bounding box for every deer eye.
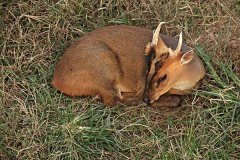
[157,74,167,87]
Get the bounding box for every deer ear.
[180,51,194,64]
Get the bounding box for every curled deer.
[52,23,205,107]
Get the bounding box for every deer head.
[143,23,205,104]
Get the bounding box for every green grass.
[1,0,240,159]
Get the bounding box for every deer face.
[143,50,195,104]
[143,22,202,104]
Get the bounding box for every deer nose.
[143,97,151,104]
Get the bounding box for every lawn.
[0,0,240,159]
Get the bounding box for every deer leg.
[150,94,182,107]
[100,91,118,107]
[118,92,141,106]
[95,83,121,107]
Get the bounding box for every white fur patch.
[172,82,193,91]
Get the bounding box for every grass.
[0,0,240,159]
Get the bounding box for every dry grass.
[1,0,240,159]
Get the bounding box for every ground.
[0,0,240,159]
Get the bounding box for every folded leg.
[150,94,182,107]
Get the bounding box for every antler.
[169,31,183,56]
[145,22,166,56]
[147,22,183,58]
[151,22,166,46]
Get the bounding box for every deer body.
[52,25,205,106]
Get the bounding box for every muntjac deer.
[52,23,205,107]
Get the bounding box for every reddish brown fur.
[52,25,201,107]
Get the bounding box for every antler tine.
[175,31,182,53]
[151,22,166,46]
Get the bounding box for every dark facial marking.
[144,49,169,95]
[155,61,163,71]
[145,47,155,69]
